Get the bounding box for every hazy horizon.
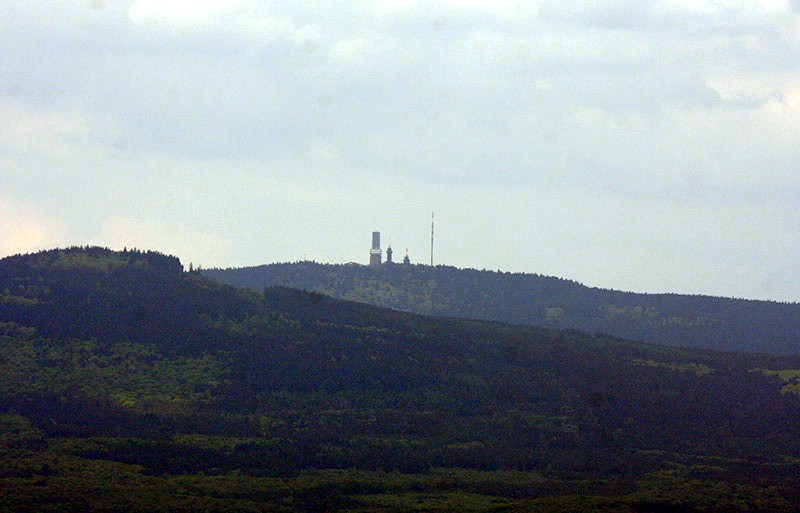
[2,1,799,302]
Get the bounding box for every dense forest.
[2,247,800,512]
[206,262,800,354]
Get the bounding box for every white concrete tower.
[370,231,382,267]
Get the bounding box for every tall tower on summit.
[370,231,382,267]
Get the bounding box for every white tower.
[370,231,382,267]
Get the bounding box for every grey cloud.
[0,0,768,165]
[538,0,764,35]
[537,0,672,31]
[536,0,800,74]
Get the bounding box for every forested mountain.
[206,262,800,354]
[2,247,800,512]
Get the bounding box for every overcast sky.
[2,0,799,301]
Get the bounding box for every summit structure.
[368,231,412,267]
[369,231,382,267]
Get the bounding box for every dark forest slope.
[206,261,800,354]
[2,248,800,512]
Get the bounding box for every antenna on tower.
[430,211,435,267]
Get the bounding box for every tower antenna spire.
[430,212,434,267]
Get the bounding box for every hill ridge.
[2,247,800,511]
[206,261,800,354]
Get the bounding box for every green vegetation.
[205,261,800,354]
[753,368,800,395]
[631,358,714,376]
[1,247,800,511]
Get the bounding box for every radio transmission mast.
[430,212,434,267]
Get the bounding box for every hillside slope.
[1,247,800,512]
[206,262,800,354]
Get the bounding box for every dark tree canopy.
[1,247,799,512]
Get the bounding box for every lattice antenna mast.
[430,212,434,267]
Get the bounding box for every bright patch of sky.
[1,0,799,301]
